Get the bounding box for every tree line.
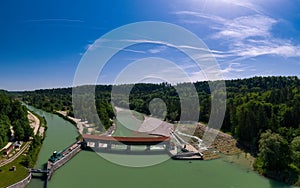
[0,90,33,149]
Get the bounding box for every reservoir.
[25,105,293,188]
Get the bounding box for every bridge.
[30,168,49,174]
[82,134,171,151]
[29,168,50,188]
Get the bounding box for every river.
[25,105,293,188]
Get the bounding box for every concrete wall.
[6,143,82,187]
[48,145,81,180]
[6,173,32,188]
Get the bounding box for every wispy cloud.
[85,43,146,54]
[174,11,300,59]
[234,41,300,58]
[119,39,213,52]
[25,18,84,23]
[219,0,263,14]
[212,14,276,40]
[111,47,146,54]
[173,11,226,23]
[221,62,249,73]
[148,46,167,54]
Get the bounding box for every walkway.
[27,111,40,135]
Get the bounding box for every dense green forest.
[0,90,33,149]
[20,76,300,184]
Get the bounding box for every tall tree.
[291,136,300,169]
[258,130,291,172]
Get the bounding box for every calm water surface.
[25,106,293,188]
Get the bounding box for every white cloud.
[236,43,300,57]
[25,18,84,23]
[175,11,300,59]
[212,14,277,40]
[86,38,219,55]
[173,11,226,23]
[120,39,214,52]
[148,46,167,54]
[221,63,248,73]
[219,0,263,14]
[85,41,146,54]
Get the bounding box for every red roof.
[82,134,170,142]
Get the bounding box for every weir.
[30,169,49,174]
[29,134,172,187]
[82,134,202,159]
[29,169,49,188]
[28,141,83,188]
[28,132,202,187]
[82,134,171,152]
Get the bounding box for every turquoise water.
[113,110,148,137]
[49,151,292,188]
[25,105,78,188]
[25,106,294,188]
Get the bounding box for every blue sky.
[0,0,300,91]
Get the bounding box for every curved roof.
[82,134,170,143]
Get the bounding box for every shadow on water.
[83,147,169,155]
[268,179,296,188]
[265,167,299,188]
[30,163,49,188]
[31,174,45,180]
[100,149,169,155]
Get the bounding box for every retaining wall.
[6,173,32,188]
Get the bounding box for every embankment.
[6,173,32,188]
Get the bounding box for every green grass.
[0,154,28,188]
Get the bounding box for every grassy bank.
[54,111,77,126]
[0,151,28,188]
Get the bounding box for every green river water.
[25,105,294,188]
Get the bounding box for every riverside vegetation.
[0,91,32,148]
[0,91,46,187]
[19,76,300,185]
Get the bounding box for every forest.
[20,76,300,184]
[0,90,33,149]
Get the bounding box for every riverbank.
[54,111,77,125]
[0,153,29,188]
[28,111,40,136]
[27,108,47,137]
[0,108,46,188]
[55,111,99,135]
[188,123,254,162]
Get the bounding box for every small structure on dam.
[46,141,83,180]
